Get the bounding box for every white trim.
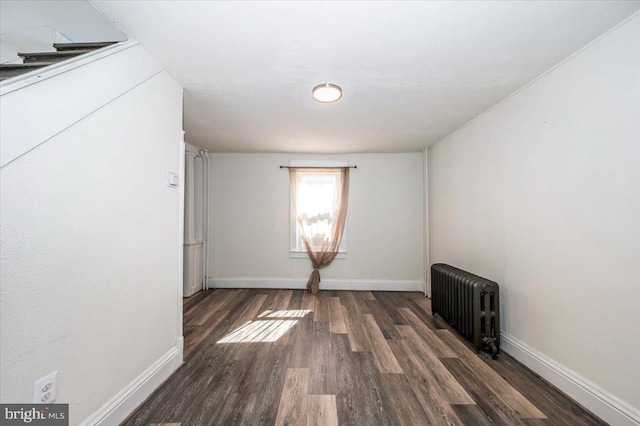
[423,147,430,297]
[177,139,186,348]
[80,343,183,426]
[206,277,215,290]
[212,277,423,292]
[0,40,139,96]
[501,333,640,426]
[201,150,212,291]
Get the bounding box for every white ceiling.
[93,1,640,153]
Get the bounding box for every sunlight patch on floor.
[262,309,312,318]
[217,319,298,343]
[218,309,312,343]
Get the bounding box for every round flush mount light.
[312,83,342,103]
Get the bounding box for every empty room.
[1,1,639,425]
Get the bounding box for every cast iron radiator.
[431,263,500,359]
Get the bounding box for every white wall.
[0,1,126,43]
[0,0,125,63]
[210,153,424,290]
[1,42,163,167]
[428,14,640,424]
[0,50,184,424]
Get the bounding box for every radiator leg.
[482,337,499,360]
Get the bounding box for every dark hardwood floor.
[123,289,606,425]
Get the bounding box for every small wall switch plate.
[33,371,58,403]
[167,172,179,187]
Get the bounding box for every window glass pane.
[296,171,340,251]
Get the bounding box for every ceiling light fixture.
[312,83,342,103]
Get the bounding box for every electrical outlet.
[33,371,57,403]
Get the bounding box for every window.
[290,161,347,258]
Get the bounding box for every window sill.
[289,251,347,260]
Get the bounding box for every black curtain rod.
[279,165,357,169]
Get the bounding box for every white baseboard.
[501,333,640,426]
[211,277,423,292]
[80,338,184,426]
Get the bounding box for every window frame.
[289,160,348,259]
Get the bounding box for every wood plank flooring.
[123,289,606,426]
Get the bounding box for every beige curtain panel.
[289,167,350,294]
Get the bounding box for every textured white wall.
[428,14,640,414]
[209,153,424,284]
[0,68,183,424]
[0,0,125,63]
[0,1,125,43]
[1,43,163,168]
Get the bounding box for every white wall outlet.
[33,371,58,403]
